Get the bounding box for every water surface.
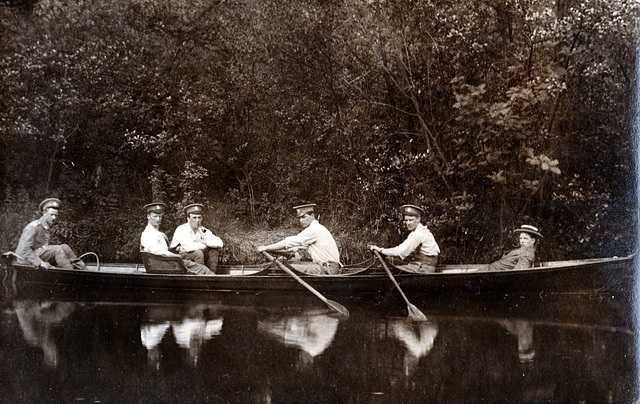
[0,293,635,403]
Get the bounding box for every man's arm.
[170,225,205,252]
[257,240,288,253]
[380,230,421,260]
[142,230,180,257]
[202,227,224,248]
[15,223,47,268]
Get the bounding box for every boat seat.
[140,252,189,274]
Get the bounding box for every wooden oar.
[374,250,427,321]
[261,251,349,317]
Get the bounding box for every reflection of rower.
[257,312,340,367]
[14,300,75,368]
[140,307,224,369]
[388,319,439,375]
[497,319,535,363]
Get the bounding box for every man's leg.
[395,262,436,274]
[205,248,220,273]
[182,250,205,265]
[288,261,324,275]
[60,244,88,270]
[184,259,214,275]
[39,245,73,270]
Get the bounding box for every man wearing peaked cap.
[257,203,341,275]
[140,202,214,275]
[170,203,224,273]
[15,198,88,270]
[369,204,440,273]
[488,224,542,271]
[144,202,166,214]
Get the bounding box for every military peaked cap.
[184,203,205,216]
[39,198,61,211]
[144,202,166,214]
[293,203,316,218]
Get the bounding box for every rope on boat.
[78,252,100,271]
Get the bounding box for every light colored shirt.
[382,223,440,260]
[284,220,340,264]
[140,225,172,255]
[170,223,223,253]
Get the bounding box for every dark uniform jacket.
[15,217,51,267]
[488,246,535,271]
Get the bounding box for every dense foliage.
[1,0,638,263]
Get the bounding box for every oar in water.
[262,251,349,317]
[374,250,427,321]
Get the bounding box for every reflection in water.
[14,301,75,368]
[258,311,340,368]
[498,319,535,363]
[140,306,223,369]
[1,296,634,403]
[388,319,439,375]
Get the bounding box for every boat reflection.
[13,300,75,368]
[257,310,340,368]
[140,305,223,369]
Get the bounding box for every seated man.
[140,202,213,275]
[15,198,87,270]
[487,224,542,271]
[368,204,440,273]
[257,203,341,275]
[170,203,223,273]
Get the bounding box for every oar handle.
[374,250,410,302]
[374,250,427,321]
[262,251,324,300]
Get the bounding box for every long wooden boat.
[1,252,634,305]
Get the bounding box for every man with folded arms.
[170,203,223,273]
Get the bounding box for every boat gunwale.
[2,253,634,280]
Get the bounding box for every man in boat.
[169,203,224,273]
[368,204,440,274]
[487,224,542,271]
[15,198,88,270]
[140,202,214,275]
[257,203,341,275]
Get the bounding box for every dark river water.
[0,291,636,403]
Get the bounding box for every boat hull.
[2,255,633,300]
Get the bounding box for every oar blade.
[407,303,428,321]
[326,299,350,317]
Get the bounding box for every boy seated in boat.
[487,225,542,271]
[257,203,342,275]
[15,198,88,270]
[368,204,440,274]
[140,202,214,275]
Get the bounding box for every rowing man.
[368,204,440,273]
[257,203,341,275]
